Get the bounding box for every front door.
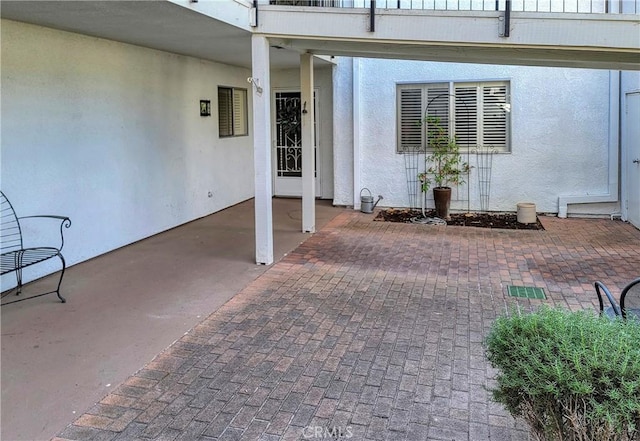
[273,90,319,197]
[626,92,640,228]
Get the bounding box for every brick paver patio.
[55,212,640,441]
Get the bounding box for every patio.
[4,204,640,441]
[1,198,344,441]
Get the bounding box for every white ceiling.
[0,0,318,69]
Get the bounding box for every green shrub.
[485,307,640,441]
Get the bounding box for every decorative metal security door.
[273,90,319,197]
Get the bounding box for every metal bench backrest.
[620,277,640,320]
[1,191,24,254]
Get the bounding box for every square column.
[251,35,273,265]
[301,53,316,233]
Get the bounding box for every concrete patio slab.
[1,198,345,441]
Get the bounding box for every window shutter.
[425,86,449,131]
[396,81,510,154]
[454,85,478,149]
[425,86,449,145]
[482,84,508,150]
[399,88,423,152]
[218,88,233,137]
[233,88,248,136]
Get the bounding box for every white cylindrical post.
[301,53,316,233]
[251,34,273,265]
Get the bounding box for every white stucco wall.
[334,58,617,216]
[1,20,255,288]
[271,65,334,199]
[622,71,640,94]
[332,57,354,207]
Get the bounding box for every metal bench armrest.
[17,215,72,251]
[594,281,621,317]
[620,277,640,320]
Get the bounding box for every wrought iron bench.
[1,191,71,305]
[594,278,640,321]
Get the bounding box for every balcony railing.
[269,0,639,14]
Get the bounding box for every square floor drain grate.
[507,285,546,299]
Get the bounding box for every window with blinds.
[218,87,248,138]
[398,88,422,151]
[397,81,510,153]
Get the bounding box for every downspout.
[353,58,361,210]
[250,0,258,27]
[369,0,376,32]
[558,70,620,218]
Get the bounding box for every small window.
[218,87,248,137]
[397,81,510,153]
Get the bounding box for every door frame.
[271,88,321,197]
[623,91,640,228]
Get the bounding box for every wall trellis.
[402,93,471,216]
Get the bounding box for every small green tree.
[418,117,469,192]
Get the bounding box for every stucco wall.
[1,20,255,287]
[332,57,354,207]
[334,58,617,216]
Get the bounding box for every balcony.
[258,0,640,70]
[2,1,637,70]
[270,0,638,14]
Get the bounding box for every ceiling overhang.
[269,36,640,70]
[0,1,332,70]
[2,1,638,71]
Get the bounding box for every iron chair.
[594,278,640,320]
[594,281,621,319]
[620,278,640,320]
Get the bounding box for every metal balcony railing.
[269,0,639,14]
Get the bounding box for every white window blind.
[218,88,233,137]
[482,84,508,150]
[425,86,450,143]
[398,87,423,152]
[454,85,478,148]
[232,88,248,136]
[218,86,248,138]
[397,81,510,153]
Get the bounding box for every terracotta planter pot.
[433,187,452,220]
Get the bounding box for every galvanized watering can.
[360,188,383,214]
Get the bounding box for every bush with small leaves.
[485,307,640,441]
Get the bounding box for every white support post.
[251,35,274,265]
[301,53,316,233]
[353,58,361,210]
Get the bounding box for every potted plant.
[418,117,469,219]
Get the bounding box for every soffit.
[0,0,320,70]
